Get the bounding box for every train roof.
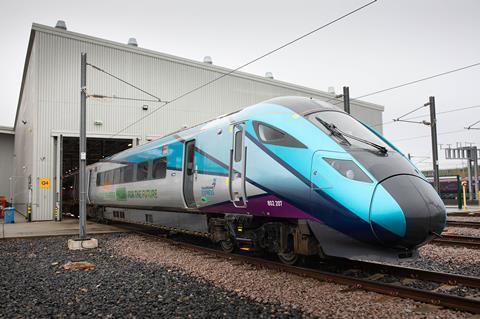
[99,96,341,165]
[266,96,344,115]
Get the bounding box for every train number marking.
[267,200,283,207]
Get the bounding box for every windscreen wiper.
[316,117,351,146]
[316,117,388,154]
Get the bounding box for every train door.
[183,140,197,208]
[87,168,93,204]
[310,151,333,190]
[229,123,247,208]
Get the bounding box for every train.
[426,176,478,200]
[79,96,446,264]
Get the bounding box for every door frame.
[228,123,248,208]
[182,139,197,208]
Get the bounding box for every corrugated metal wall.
[0,133,14,199]
[13,37,38,217]
[18,25,384,220]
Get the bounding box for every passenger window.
[113,168,121,184]
[121,165,134,183]
[253,122,306,148]
[96,173,103,186]
[104,171,113,185]
[137,161,149,181]
[234,131,243,162]
[152,157,167,179]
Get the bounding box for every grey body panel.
[377,174,446,247]
[104,207,209,233]
[89,165,185,208]
[307,220,418,262]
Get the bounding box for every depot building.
[6,21,384,221]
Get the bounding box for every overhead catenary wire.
[370,104,480,128]
[401,105,480,122]
[466,120,480,130]
[393,104,427,121]
[391,129,466,142]
[333,61,480,107]
[104,0,378,138]
[87,93,163,104]
[87,63,167,103]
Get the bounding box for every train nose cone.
[370,175,446,248]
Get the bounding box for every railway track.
[447,212,480,217]
[446,220,480,229]
[433,234,480,249]
[125,226,480,314]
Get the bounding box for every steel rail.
[129,228,480,314]
[329,258,480,288]
[447,220,480,229]
[447,212,480,217]
[433,234,480,249]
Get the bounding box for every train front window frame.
[253,121,306,148]
[308,111,388,151]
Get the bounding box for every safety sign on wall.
[40,178,50,189]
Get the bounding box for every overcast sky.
[0,0,479,170]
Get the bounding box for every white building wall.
[18,24,384,221]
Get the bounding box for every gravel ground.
[443,226,480,237]
[108,234,471,319]
[396,244,480,278]
[0,234,305,318]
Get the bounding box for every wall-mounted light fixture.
[142,105,149,111]
[94,120,103,126]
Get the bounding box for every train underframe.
[209,215,322,264]
[89,205,322,264]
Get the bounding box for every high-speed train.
[85,96,446,263]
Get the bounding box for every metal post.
[473,146,479,200]
[456,175,462,209]
[79,53,87,239]
[27,176,32,222]
[343,86,350,114]
[467,159,473,201]
[428,96,440,192]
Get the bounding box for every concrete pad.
[68,238,99,250]
[0,217,125,239]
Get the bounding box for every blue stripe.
[245,131,311,187]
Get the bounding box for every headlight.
[323,158,372,183]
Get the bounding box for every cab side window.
[253,122,306,148]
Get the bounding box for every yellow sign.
[40,178,50,189]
